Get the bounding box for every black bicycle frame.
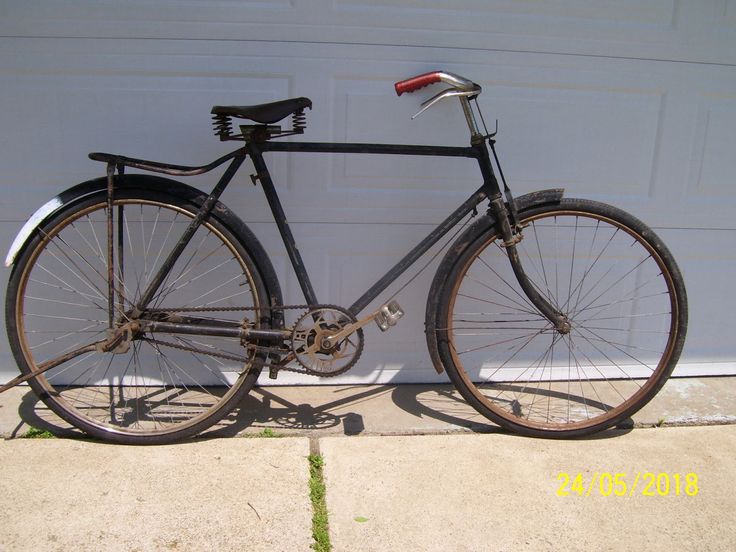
[127,135,564,342]
[251,139,492,315]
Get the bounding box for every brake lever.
[411,87,480,119]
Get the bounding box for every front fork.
[487,194,571,334]
[474,132,570,334]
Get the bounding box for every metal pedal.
[375,300,404,332]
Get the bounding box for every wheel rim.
[14,198,261,437]
[445,208,681,432]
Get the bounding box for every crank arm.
[303,301,403,354]
[298,314,373,357]
[321,311,376,348]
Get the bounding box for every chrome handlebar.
[432,71,480,93]
[395,71,482,120]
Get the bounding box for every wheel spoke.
[11,195,264,443]
[443,203,682,435]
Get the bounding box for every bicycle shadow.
[14,383,633,441]
[205,385,391,438]
[14,390,83,439]
[12,385,391,439]
[389,384,633,440]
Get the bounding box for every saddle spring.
[212,113,234,140]
[211,108,308,141]
[291,109,307,134]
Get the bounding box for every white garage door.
[1,1,735,384]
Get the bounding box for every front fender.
[425,188,564,374]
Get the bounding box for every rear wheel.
[434,198,687,437]
[6,187,271,444]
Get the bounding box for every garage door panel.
[0,70,293,222]
[0,41,732,228]
[0,4,734,384]
[483,86,662,198]
[3,1,731,64]
[337,0,678,26]
[658,228,736,364]
[688,99,736,201]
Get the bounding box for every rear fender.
[5,175,284,323]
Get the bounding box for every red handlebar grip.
[395,72,442,96]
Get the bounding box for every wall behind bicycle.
[1,0,735,384]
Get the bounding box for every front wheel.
[6,186,272,444]
[433,198,688,437]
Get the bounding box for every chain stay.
[149,304,311,313]
[144,304,341,377]
[144,337,250,363]
[144,336,316,375]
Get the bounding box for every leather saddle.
[211,97,312,125]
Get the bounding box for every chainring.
[290,305,364,376]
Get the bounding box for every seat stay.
[131,150,248,314]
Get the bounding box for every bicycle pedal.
[375,300,404,332]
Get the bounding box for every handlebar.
[394,71,479,96]
[394,70,482,120]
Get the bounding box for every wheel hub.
[556,316,572,335]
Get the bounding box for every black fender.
[5,174,284,325]
[425,188,564,374]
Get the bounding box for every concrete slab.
[321,426,736,552]
[0,437,312,552]
[2,376,734,439]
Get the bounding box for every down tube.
[348,188,487,316]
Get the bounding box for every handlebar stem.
[459,96,483,141]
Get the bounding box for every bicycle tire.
[6,184,273,444]
[431,198,687,437]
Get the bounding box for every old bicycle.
[2,71,688,444]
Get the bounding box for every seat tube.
[247,143,319,306]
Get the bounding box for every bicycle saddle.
[210,97,312,125]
